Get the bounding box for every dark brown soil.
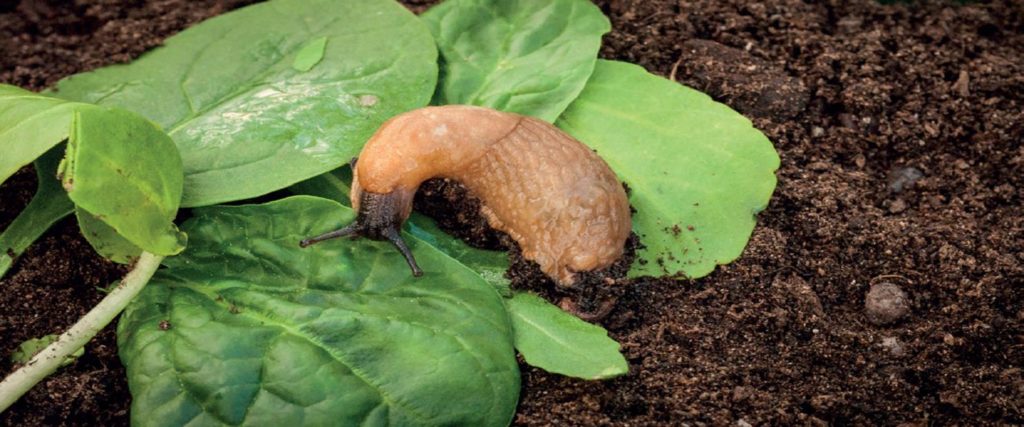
[2,0,1022,425]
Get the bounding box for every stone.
[865,282,910,325]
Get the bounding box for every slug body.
[302,105,631,286]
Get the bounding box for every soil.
[2,0,1022,425]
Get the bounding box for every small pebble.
[880,336,905,357]
[865,282,909,325]
[888,199,907,214]
[811,126,825,137]
[943,333,958,346]
[888,167,924,193]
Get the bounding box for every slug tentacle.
[383,227,422,277]
[298,223,361,247]
[301,105,631,286]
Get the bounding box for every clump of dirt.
[864,281,911,325]
[2,0,1023,425]
[414,178,511,250]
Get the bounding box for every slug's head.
[299,189,422,277]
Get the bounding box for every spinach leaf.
[118,196,519,426]
[508,292,628,380]
[0,85,185,260]
[557,60,780,279]
[422,0,609,122]
[75,207,142,264]
[61,106,186,257]
[0,85,76,184]
[54,0,438,207]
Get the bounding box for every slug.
[300,105,631,286]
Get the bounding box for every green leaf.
[292,37,328,72]
[0,84,76,185]
[118,196,519,426]
[507,292,628,380]
[54,0,438,207]
[10,334,83,367]
[1,85,186,261]
[556,60,780,279]
[405,215,511,294]
[75,207,142,264]
[422,0,609,122]
[62,106,186,257]
[0,146,74,278]
[287,169,354,207]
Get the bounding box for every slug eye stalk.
[300,191,423,277]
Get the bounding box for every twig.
[669,56,683,82]
[0,252,163,412]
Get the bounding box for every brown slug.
[300,105,631,286]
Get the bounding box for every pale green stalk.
[0,252,162,412]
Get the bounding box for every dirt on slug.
[2,0,1022,425]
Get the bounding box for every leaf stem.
[0,191,74,280]
[0,251,163,412]
[0,150,75,279]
